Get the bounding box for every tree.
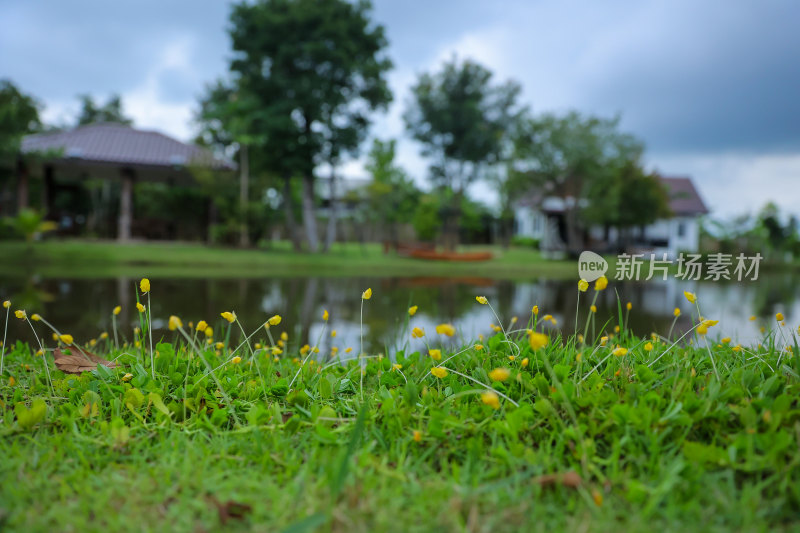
[583,160,671,247]
[0,79,41,168]
[226,0,392,252]
[404,57,522,250]
[511,111,643,252]
[363,138,420,246]
[76,94,132,126]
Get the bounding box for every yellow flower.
[300,344,310,355]
[413,430,422,442]
[697,324,708,335]
[684,291,696,304]
[408,305,418,316]
[543,314,553,322]
[168,316,182,331]
[481,391,500,409]
[231,356,242,364]
[590,305,597,313]
[776,312,784,322]
[100,332,108,340]
[196,320,208,332]
[267,315,281,326]
[431,367,448,379]
[721,337,731,344]
[474,344,484,351]
[614,325,620,333]
[111,305,121,316]
[345,347,353,354]
[136,302,145,313]
[521,358,529,368]
[205,326,214,338]
[476,296,488,305]
[331,330,337,338]
[508,355,516,361]
[281,332,288,341]
[362,287,372,300]
[594,275,608,291]
[576,352,583,362]
[321,309,329,321]
[644,342,653,352]
[528,331,549,350]
[600,336,608,346]
[15,309,26,319]
[436,323,455,337]
[532,305,539,316]
[612,346,628,357]
[215,342,224,350]
[578,279,589,292]
[272,346,283,355]
[31,313,41,321]
[488,368,510,382]
[59,334,74,345]
[121,373,133,382]
[429,349,442,361]
[702,319,719,327]
[221,311,236,323]
[140,278,150,294]
[626,302,632,311]
[732,344,742,352]
[673,308,681,318]
[748,315,756,321]
[2,300,9,308]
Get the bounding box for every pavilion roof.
[21,123,235,171]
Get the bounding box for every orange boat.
[408,249,493,262]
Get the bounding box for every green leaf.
[15,398,47,430]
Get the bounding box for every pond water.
[2,271,798,355]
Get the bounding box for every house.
[11,123,234,241]
[514,176,709,257]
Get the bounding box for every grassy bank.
[1,284,799,532]
[0,240,576,279]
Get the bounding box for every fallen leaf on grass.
[206,494,252,525]
[533,470,582,488]
[52,348,120,374]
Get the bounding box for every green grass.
[1,289,799,532]
[0,240,576,279]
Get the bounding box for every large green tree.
[0,80,41,169]
[511,112,643,252]
[404,58,522,250]
[225,0,392,252]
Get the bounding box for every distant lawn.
[0,239,578,279]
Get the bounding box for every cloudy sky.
[2,0,798,220]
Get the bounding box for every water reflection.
[1,273,798,352]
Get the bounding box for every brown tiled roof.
[21,123,234,170]
[658,176,709,216]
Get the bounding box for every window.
[677,221,686,238]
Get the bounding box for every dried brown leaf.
[52,348,120,374]
[206,494,252,525]
[533,470,582,489]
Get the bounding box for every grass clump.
[1,283,799,532]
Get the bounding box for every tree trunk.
[322,170,338,253]
[282,176,303,251]
[238,144,250,248]
[15,158,29,214]
[300,173,319,252]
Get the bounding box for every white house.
[514,176,709,257]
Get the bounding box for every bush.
[511,236,540,249]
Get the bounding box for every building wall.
[513,206,546,239]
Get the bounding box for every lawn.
[1,285,799,532]
[0,239,576,279]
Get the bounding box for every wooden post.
[42,165,55,217]
[118,168,134,242]
[16,158,29,213]
[239,144,249,247]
